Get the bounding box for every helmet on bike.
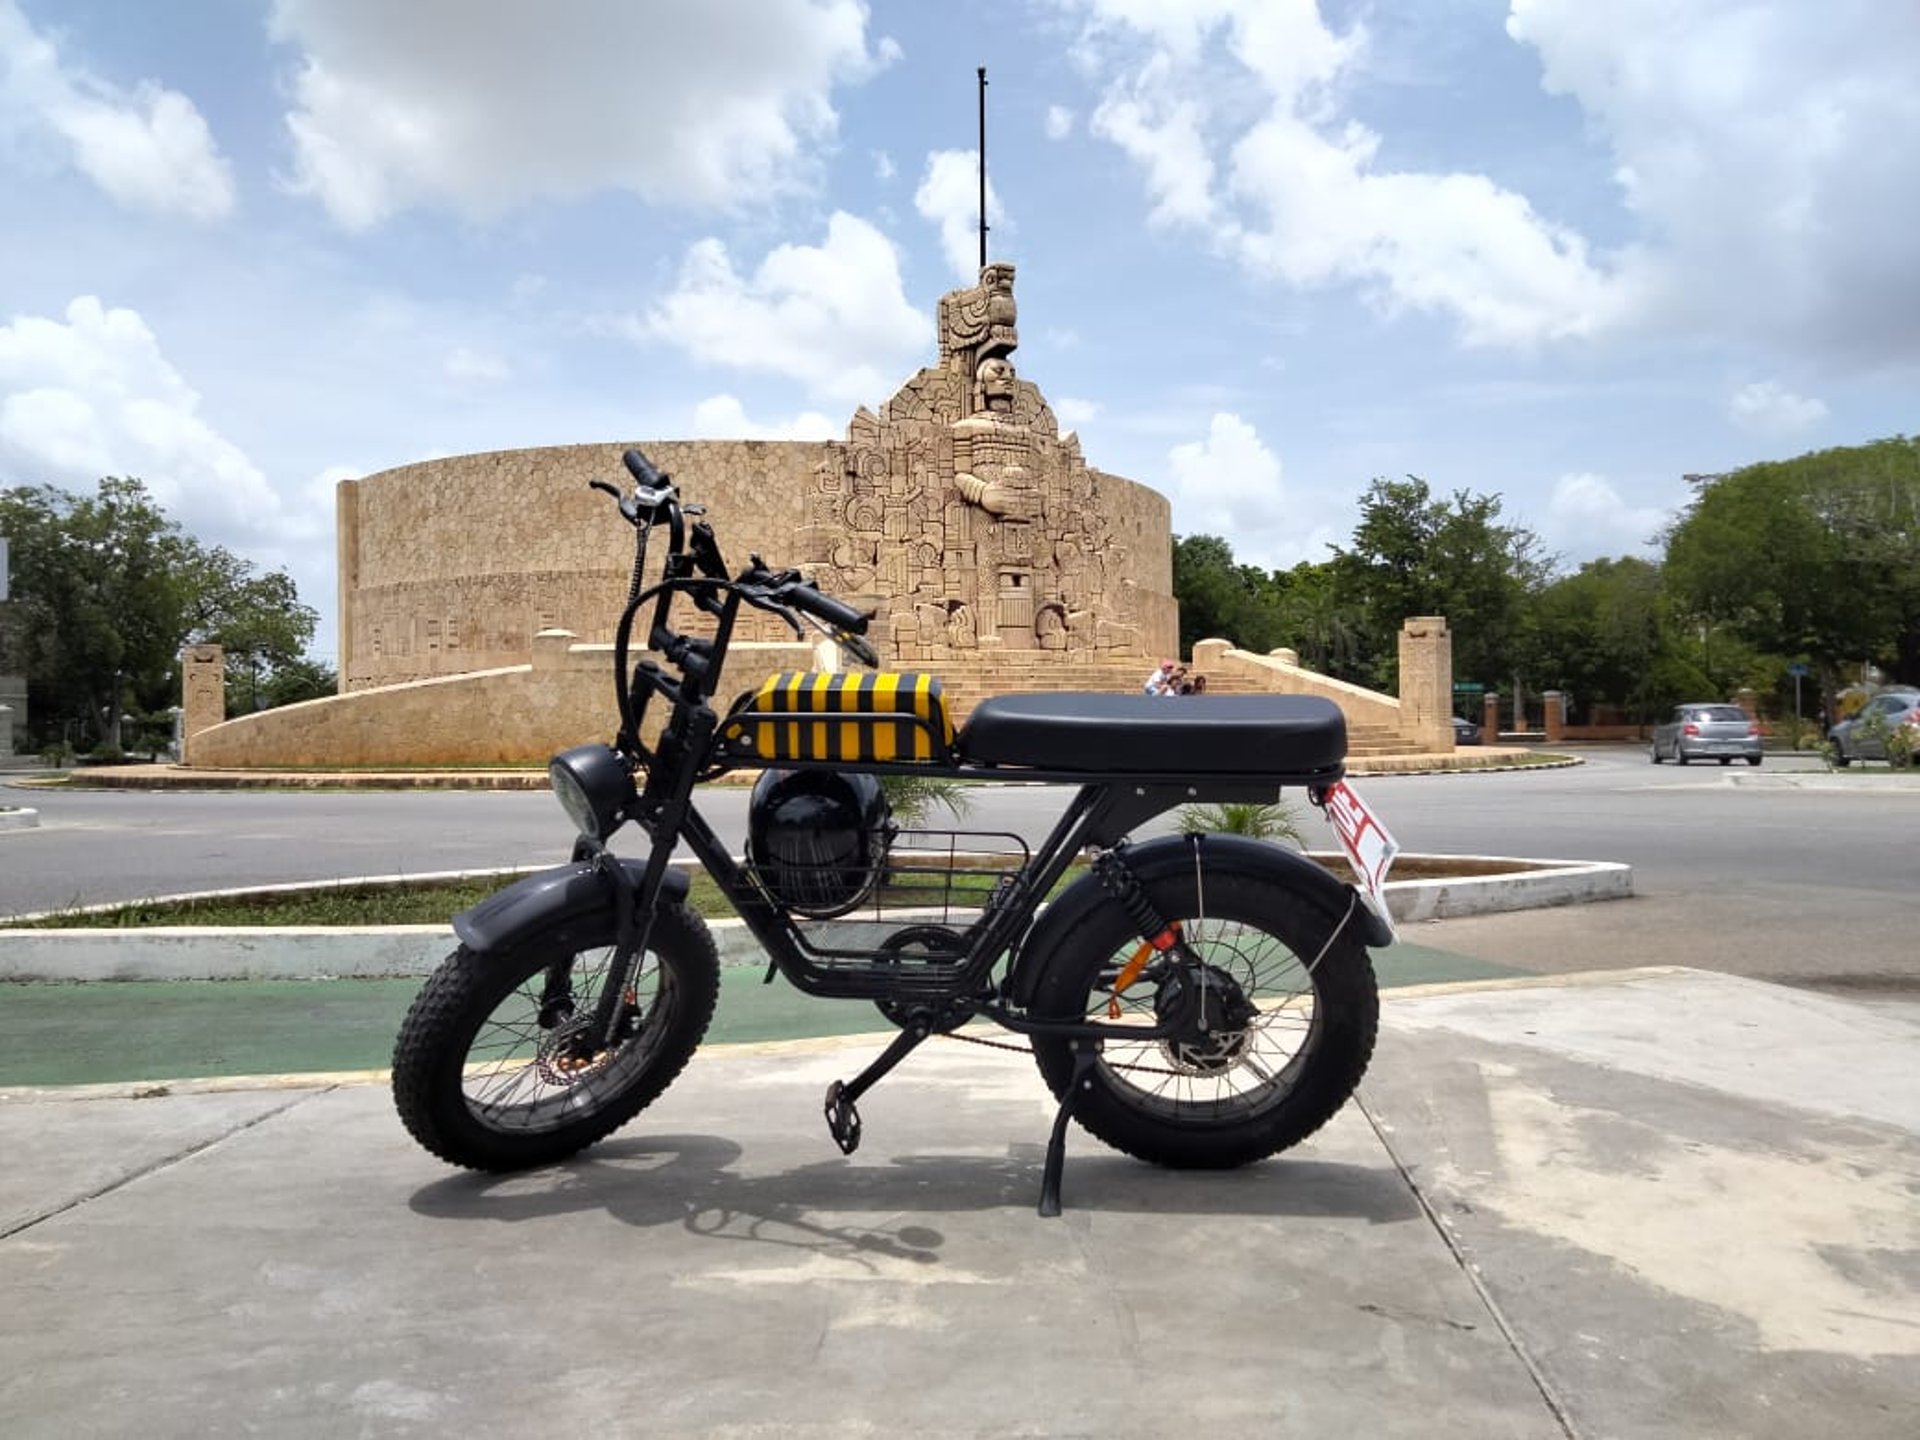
[746,769,894,919]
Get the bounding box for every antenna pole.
[977,66,989,270]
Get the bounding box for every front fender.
[1008,833,1390,1009]
[452,860,692,957]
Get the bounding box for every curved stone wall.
[337,437,1175,693]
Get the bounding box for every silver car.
[1651,702,1763,766]
[1829,689,1920,766]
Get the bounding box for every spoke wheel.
[392,904,719,1171]
[1028,868,1378,1170]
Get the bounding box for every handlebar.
[592,452,880,746]
[782,578,870,634]
[623,448,665,489]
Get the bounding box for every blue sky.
[3,0,1916,667]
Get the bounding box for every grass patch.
[15,860,1082,929]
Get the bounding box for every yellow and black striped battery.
[718,672,957,764]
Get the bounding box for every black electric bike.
[391,450,1394,1215]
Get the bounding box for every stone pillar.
[0,673,24,759]
[1397,616,1453,752]
[1734,687,1758,720]
[1482,691,1500,741]
[181,644,225,766]
[1544,690,1566,743]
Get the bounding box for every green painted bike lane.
[0,943,1521,1088]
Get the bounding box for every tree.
[1266,561,1364,679]
[1172,535,1268,653]
[1521,557,1693,720]
[1664,437,1920,688]
[1331,477,1550,690]
[0,477,320,752]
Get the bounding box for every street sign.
[1452,681,1485,692]
[1788,663,1810,677]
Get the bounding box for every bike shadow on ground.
[407,1131,1423,1268]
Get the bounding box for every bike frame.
[569,472,1372,1052]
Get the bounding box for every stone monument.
[801,262,1143,662]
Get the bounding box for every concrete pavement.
[3,966,1916,1438]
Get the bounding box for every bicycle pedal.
[823,1079,862,1155]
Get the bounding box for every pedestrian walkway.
[3,967,1914,1438]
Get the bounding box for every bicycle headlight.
[548,744,633,841]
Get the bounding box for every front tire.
[391,903,720,1171]
[1027,869,1379,1170]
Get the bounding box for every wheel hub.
[1153,963,1259,1075]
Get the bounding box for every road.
[4,748,1915,994]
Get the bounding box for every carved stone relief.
[804,262,1143,658]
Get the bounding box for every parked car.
[1650,703,1762,766]
[1829,688,1920,766]
[1451,715,1482,745]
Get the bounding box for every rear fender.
[1008,833,1389,1009]
[452,860,691,957]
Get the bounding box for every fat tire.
[391,902,719,1171]
[1027,869,1378,1170]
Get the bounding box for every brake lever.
[838,630,881,668]
[738,587,806,638]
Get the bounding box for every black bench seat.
[954,693,1347,778]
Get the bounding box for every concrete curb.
[0,806,38,832]
[0,853,1631,982]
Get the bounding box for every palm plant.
[1173,799,1305,844]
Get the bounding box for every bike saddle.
[954,693,1346,777]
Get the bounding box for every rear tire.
[1649,744,1662,764]
[1027,869,1378,1169]
[391,903,720,1171]
[1746,756,1762,767]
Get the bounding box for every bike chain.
[935,1024,1198,1082]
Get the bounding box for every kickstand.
[1038,1038,1101,1218]
[823,1022,929,1156]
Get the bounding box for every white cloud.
[913,149,1006,283]
[444,347,510,384]
[637,212,929,407]
[1072,1,1622,345]
[1159,410,1348,569]
[1539,472,1669,562]
[1164,412,1282,553]
[691,394,838,441]
[1068,0,1920,363]
[268,0,886,230]
[1054,396,1102,427]
[1045,104,1075,140]
[0,0,235,221]
[0,298,309,549]
[1727,381,1828,439]
[873,149,895,181]
[1506,0,1920,361]
[1090,83,1217,228]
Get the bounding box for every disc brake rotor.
[1152,962,1260,1076]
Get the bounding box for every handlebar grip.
[786,580,870,634]
[623,449,665,488]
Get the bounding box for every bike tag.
[1320,779,1399,940]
